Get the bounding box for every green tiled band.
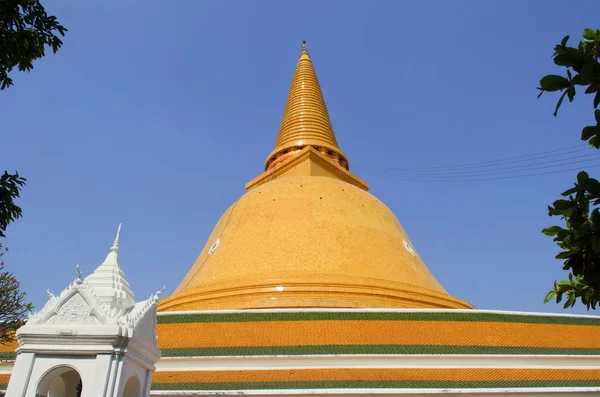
[161,344,600,357]
[157,311,600,326]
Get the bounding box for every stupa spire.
[85,224,136,314]
[265,41,349,171]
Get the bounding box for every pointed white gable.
[28,278,105,326]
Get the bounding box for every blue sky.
[2,0,600,314]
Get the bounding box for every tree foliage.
[538,29,600,309]
[0,171,26,238]
[0,0,67,90]
[0,244,31,345]
[0,172,30,344]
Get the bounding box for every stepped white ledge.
[84,223,136,317]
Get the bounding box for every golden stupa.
[3,42,600,396]
[159,42,472,311]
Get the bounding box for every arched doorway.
[36,366,82,397]
[123,375,140,397]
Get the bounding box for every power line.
[354,143,600,182]
[358,144,590,172]
[363,162,600,183]
[365,153,600,177]
[395,147,591,173]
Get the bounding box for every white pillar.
[5,352,35,397]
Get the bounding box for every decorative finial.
[153,286,166,301]
[302,40,307,52]
[111,223,121,252]
[46,289,55,299]
[76,264,82,280]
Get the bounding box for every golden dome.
[158,43,472,312]
[265,41,349,171]
[160,175,471,311]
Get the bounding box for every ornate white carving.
[45,294,99,325]
[29,279,84,324]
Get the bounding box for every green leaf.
[556,251,574,259]
[542,226,564,236]
[578,171,590,184]
[577,63,597,84]
[554,54,575,67]
[569,293,577,306]
[553,199,574,210]
[539,75,571,92]
[553,48,581,67]
[564,293,576,308]
[596,110,600,124]
[586,178,600,196]
[583,28,597,41]
[561,35,570,47]
[595,91,600,109]
[561,187,578,196]
[544,289,556,303]
[585,84,599,94]
[567,86,576,102]
[582,125,599,140]
[554,90,568,116]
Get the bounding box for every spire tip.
[302,40,307,52]
[111,223,121,251]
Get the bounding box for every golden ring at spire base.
[265,42,349,171]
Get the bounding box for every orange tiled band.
[154,368,600,383]
[156,312,600,356]
[158,320,599,349]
